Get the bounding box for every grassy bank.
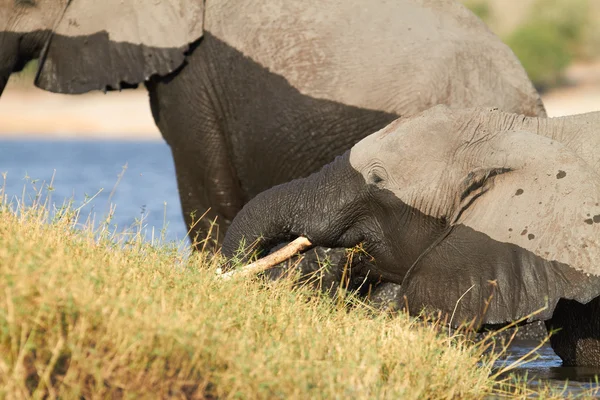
[0,188,581,398]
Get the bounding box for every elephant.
[0,0,546,245]
[222,105,600,366]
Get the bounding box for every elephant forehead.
[349,105,459,167]
[348,106,472,212]
[205,0,516,114]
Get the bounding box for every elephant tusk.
[217,236,313,280]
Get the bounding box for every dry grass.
[0,180,593,399]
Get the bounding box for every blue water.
[0,138,188,244]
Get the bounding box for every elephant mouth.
[239,230,379,283]
[255,222,367,260]
[252,238,380,296]
[264,235,308,257]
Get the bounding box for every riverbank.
[0,62,598,140]
[0,81,160,140]
[1,197,569,399]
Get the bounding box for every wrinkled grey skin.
[223,106,600,366]
[0,0,545,246]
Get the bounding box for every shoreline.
[0,80,161,140]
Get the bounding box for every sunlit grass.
[0,178,593,398]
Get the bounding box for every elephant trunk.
[221,179,308,259]
[222,152,366,260]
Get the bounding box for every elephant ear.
[35,0,204,94]
[398,130,600,327]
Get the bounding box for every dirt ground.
[0,62,598,140]
[539,61,600,118]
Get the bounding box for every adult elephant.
[0,0,546,244]
[222,106,600,366]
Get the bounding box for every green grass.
[0,179,592,399]
[461,0,492,24]
[463,0,598,90]
[505,19,573,90]
[504,0,590,89]
[8,60,38,88]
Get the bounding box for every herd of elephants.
[3,0,600,367]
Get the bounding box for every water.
[2,138,600,394]
[0,138,188,243]
[497,341,600,396]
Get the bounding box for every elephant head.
[0,0,204,95]
[223,105,600,328]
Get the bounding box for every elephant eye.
[366,162,389,188]
[371,173,384,184]
[367,166,388,187]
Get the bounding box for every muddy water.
[496,340,600,395]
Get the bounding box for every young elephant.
[0,0,545,243]
[223,106,600,366]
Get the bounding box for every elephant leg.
[168,145,237,248]
[546,297,600,366]
[146,59,244,248]
[368,282,404,312]
[159,124,243,248]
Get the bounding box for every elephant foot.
[475,321,548,343]
[546,297,600,366]
[367,281,404,312]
